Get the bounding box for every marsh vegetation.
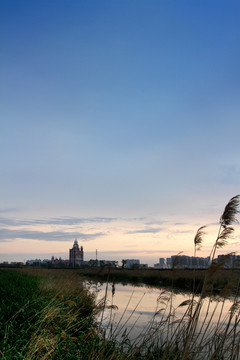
[1,196,240,359]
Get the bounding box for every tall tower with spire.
[69,238,84,267]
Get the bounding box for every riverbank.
[1,268,176,359]
[0,268,118,360]
[75,267,240,294]
[1,268,240,359]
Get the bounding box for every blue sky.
[1,0,240,265]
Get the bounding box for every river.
[85,280,238,349]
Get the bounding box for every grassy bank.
[0,269,43,358]
[1,267,240,359]
[0,269,119,360]
[2,196,240,359]
[75,267,240,294]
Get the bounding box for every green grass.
[0,269,44,358]
[1,196,240,359]
[0,269,98,359]
[1,267,240,360]
[0,269,135,360]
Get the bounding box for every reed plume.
[211,195,240,261]
[194,225,207,251]
[217,226,234,248]
[220,195,240,226]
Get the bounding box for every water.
[85,281,237,345]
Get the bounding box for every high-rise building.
[159,258,165,265]
[69,239,84,267]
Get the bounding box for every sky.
[1,0,240,266]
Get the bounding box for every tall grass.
[93,195,240,359]
[1,196,240,359]
[0,269,114,360]
[0,269,42,358]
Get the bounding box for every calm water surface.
[85,281,235,342]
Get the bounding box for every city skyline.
[1,1,240,266]
[5,251,240,271]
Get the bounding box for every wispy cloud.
[0,218,23,226]
[0,214,156,227]
[127,228,164,234]
[0,216,119,227]
[174,230,193,234]
[0,216,151,227]
[174,222,188,226]
[32,216,118,225]
[145,220,167,226]
[0,229,104,242]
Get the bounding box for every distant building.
[217,254,240,269]
[170,255,210,269]
[69,239,84,267]
[50,256,66,265]
[154,256,210,269]
[26,259,42,265]
[139,264,148,269]
[124,259,140,269]
[154,258,166,269]
[166,258,172,267]
[159,258,165,266]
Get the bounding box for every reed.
[1,195,240,359]
[94,195,240,359]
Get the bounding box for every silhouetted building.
[69,239,84,267]
[170,255,210,269]
[124,259,140,269]
[155,256,210,269]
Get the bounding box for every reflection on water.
[85,281,236,344]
